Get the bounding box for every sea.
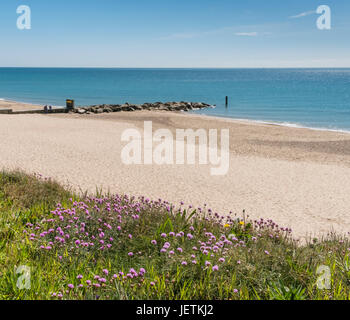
[0,68,349,132]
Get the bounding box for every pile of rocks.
[72,102,215,115]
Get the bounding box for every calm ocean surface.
[1,68,350,131]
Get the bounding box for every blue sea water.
[0,68,350,131]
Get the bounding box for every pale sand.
[0,99,43,112]
[1,109,350,240]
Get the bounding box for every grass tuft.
[0,170,349,300]
[0,170,72,209]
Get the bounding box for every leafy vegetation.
[0,170,349,300]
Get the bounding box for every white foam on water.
[194,113,350,135]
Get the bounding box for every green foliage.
[0,170,350,300]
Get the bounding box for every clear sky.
[0,0,349,68]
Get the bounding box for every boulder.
[111,105,122,112]
[121,105,134,112]
[77,108,87,114]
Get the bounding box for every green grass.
[0,170,349,300]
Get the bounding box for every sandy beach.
[1,102,350,240]
[0,99,43,112]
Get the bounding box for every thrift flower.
[212,265,219,271]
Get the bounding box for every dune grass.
[0,170,349,300]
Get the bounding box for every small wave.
[233,118,350,134]
[255,120,350,134]
[194,113,350,134]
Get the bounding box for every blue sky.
[0,0,349,67]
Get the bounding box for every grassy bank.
[0,170,349,300]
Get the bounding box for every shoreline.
[192,111,350,135]
[1,98,350,134]
[0,98,64,110]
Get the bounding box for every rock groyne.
[72,101,215,114]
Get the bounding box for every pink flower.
[77,275,83,279]
[151,240,157,245]
[212,265,219,271]
[128,252,134,257]
[103,269,109,275]
[68,284,74,289]
[181,261,188,266]
[161,233,167,238]
[163,242,170,249]
[139,268,146,275]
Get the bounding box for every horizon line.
[1,66,350,69]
